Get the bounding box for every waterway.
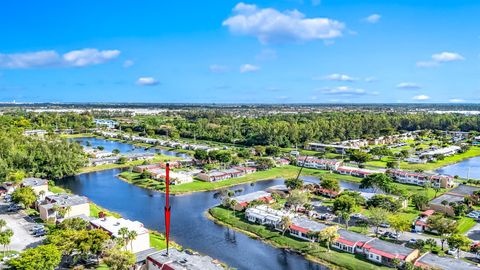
[69,137,189,158]
[436,156,480,180]
[60,169,327,270]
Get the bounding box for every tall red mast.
[164,163,171,255]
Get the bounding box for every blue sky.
[0,0,479,103]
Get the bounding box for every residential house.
[288,216,328,241]
[245,205,294,230]
[266,185,290,198]
[230,191,274,211]
[275,158,290,166]
[405,157,427,164]
[38,193,90,222]
[197,167,252,182]
[94,119,118,129]
[388,170,455,188]
[414,252,480,270]
[146,248,224,270]
[148,169,194,185]
[362,239,419,267]
[429,185,480,216]
[332,229,374,254]
[21,178,48,197]
[90,216,150,253]
[413,210,435,233]
[306,143,359,154]
[335,166,379,178]
[23,129,48,136]
[297,156,342,170]
[419,146,461,158]
[133,164,162,173]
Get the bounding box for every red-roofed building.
[363,239,419,266]
[388,170,455,188]
[315,188,340,198]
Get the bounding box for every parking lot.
[0,201,45,251]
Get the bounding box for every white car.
[447,248,458,256]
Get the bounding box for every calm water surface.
[60,169,327,270]
[69,137,189,158]
[436,156,480,179]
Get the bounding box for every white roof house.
[90,216,150,253]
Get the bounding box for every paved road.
[466,223,480,241]
[0,201,44,251]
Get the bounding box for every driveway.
[0,201,45,251]
[466,223,480,241]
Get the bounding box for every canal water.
[69,137,189,158]
[60,169,327,270]
[436,156,480,180]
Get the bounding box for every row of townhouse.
[245,205,478,269]
[97,131,220,152]
[1,178,49,198]
[305,143,359,154]
[147,168,194,185]
[83,146,114,158]
[132,160,194,173]
[230,191,274,211]
[335,166,380,178]
[297,156,342,170]
[23,129,48,136]
[418,145,461,158]
[197,166,257,182]
[94,119,118,129]
[88,153,155,166]
[388,170,456,189]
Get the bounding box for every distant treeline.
[133,112,480,147]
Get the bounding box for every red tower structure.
[164,163,171,255]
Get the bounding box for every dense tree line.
[132,112,480,147]
[0,111,94,130]
[0,130,86,180]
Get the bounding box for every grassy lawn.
[365,147,480,173]
[96,263,109,270]
[61,133,95,139]
[457,217,476,234]
[209,207,389,270]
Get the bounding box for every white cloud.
[123,60,134,68]
[322,86,366,95]
[0,50,60,68]
[240,64,260,73]
[449,98,465,103]
[62,49,120,67]
[0,48,120,69]
[417,51,464,68]
[364,14,381,24]
[432,52,464,62]
[209,64,229,73]
[412,94,430,101]
[396,82,421,90]
[318,73,355,82]
[136,77,159,86]
[223,2,345,44]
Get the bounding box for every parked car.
[7,204,20,212]
[380,222,390,228]
[447,248,458,256]
[408,239,417,244]
[2,253,19,262]
[29,225,44,232]
[33,229,46,237]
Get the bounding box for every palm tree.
[280,216,292,236]
[127,230,138,252]
[0,219,6,230]
[118,227,129,250]
[0,229,13,256]
[229,199,238,218]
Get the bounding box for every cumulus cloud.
[318,73,356,82]
[0,48,120,69]
[322,86,366,95]
[417,51,464,68]
[136,77,159,86]
[396,82,421,90]
[240,64,260,73]
[364,14,381,24]
[364,77,378,83]
[412,94,430,101]
[223,2,345,44]
[209,64,229,73]
[449,98,465,103]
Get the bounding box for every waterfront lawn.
[60,133,95,139]
[209,207,389,270]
